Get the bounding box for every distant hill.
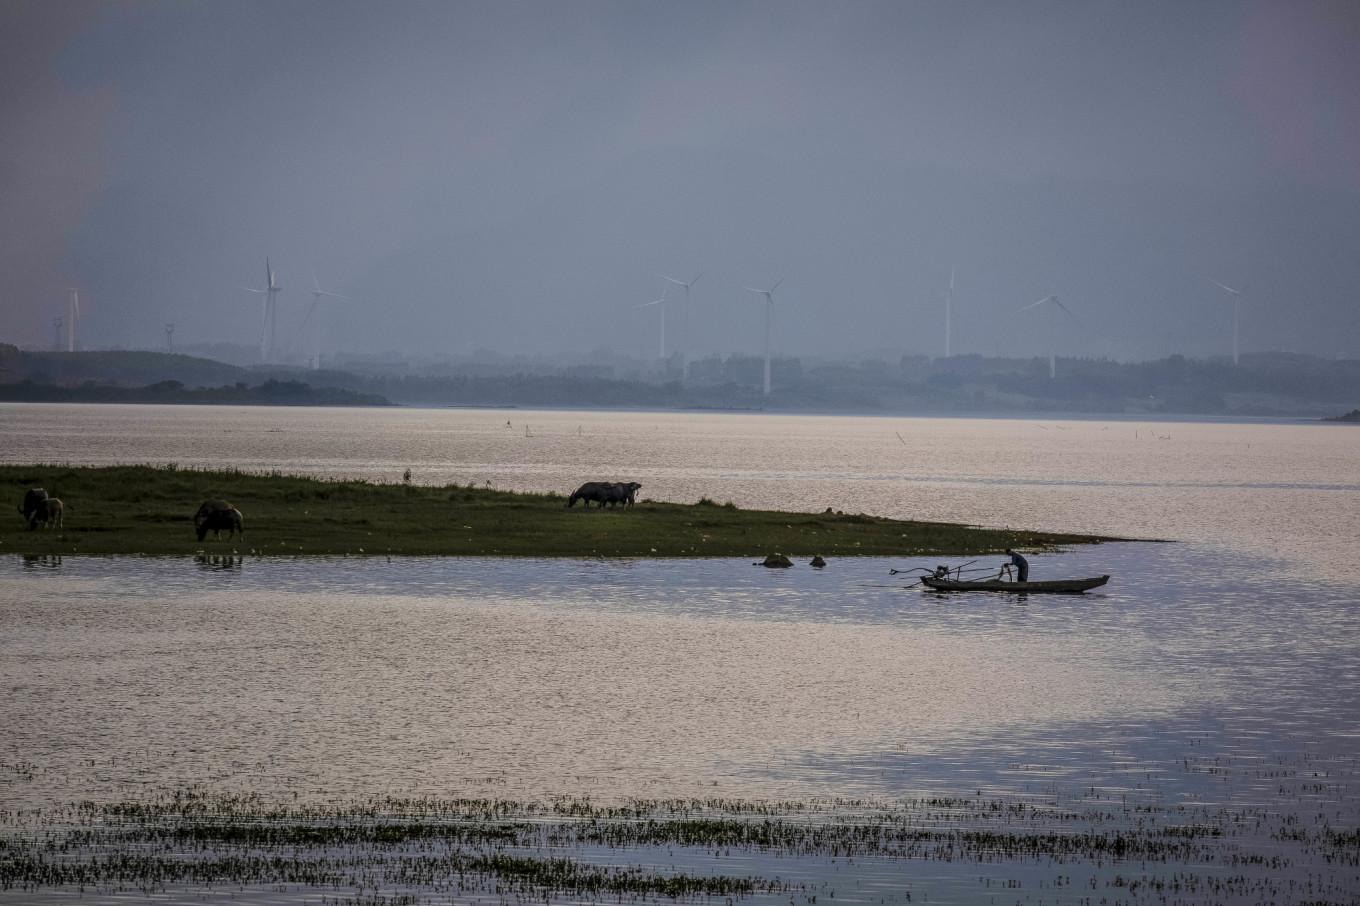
[0,347,248,388]
[1324,409,1360,423]
[0,378,390,407]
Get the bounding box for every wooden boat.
[921,574,1110,594]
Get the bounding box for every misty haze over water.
[4,1,1359,367]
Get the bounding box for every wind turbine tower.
[164,323,175,352]
[659,272,702,377]
[242,258,282,363]
[307,270,349,370]
[52,317,63,352]
[1017,294,1079,378]
[945,267,955,358]
[1209,279,1243,366]
[743,278,783,395]
[66,288,79,352]
[637,286,669,360]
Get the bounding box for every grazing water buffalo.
[603,481,642,508]
[29,497,64,530]
[566,482,611,508]
[18,488,47,526]
[196,506,244,541]
[194,500,233,532]
[566,481,642,508]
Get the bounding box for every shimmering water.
[4,542,1357,808]
[2,403,1356,576]
[2,403,1358,903]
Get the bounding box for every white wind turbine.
[658,272,702,376]
[241,258,282,363]
[944,267,955,358]
[1208,278,1243,366]
[305,269,349,370]
[636,285,669,360]
[65,288,79,352]
[1017,294,1079,378]
[743,277,783,395]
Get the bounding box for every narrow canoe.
[921,575,1110,594]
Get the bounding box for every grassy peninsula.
[2,464,1104,558]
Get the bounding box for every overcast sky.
[3,0,1358,364]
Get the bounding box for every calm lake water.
[2,402,1356,575]
[1,403,1357,904]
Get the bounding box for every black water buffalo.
[566,481,642,508]
[566,482,612,508]
[195,503,244,541]
[194,500,233,534]
[28,497,64,530]
[603,481,642,508]
[18,488,47,527]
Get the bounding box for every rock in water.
[758,553,793,568]
[809,555,826,568]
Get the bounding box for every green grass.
[1,464,1108,558]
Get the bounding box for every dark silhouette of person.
[1004,548,1029,582]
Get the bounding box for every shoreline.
[0,397,1337,426]
[1,464,1115,558]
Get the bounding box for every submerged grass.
[0,464,1108,558]
[0,790,1348,904]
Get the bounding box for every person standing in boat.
[1003,548,1029,582]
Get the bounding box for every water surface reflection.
[3,542,1355,813]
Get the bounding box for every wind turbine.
[1208,278,1243,366]
[944,267,955,358]
[52,316,63,352]
[164,323,175,352]
[658,272,702,376]
[743,277,783,395]
[306,269,349,370]
[66,288,79,352]
[1017,294,1079,378]
[241,258,282,363]
[636,286,669,360]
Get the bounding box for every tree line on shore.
[1,343,1356,416]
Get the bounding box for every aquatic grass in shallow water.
[1,789,1355,904]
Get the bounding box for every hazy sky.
[3,0,1358,363]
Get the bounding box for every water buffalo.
[28,497,63,530]
[195,504,244,541]
[566,481,642,508]
[194,500,234,534]
[566,482,611,508]
[18,488,47,526]
[603,481,642,508]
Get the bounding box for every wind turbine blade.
[1050,297,1080,322]
[658,273,687,287]
[1208,278,1242,295]
[637,300,662,308]
[1017,296,1053,313]
[242,287,267,294]
[318,291,349,300]
[770,277,783,292]
[689,272,703,286]
[313,268,322,293]
[743,287,766,295]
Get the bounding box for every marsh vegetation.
[1,785,1354,904]
[1,464,1103,557]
